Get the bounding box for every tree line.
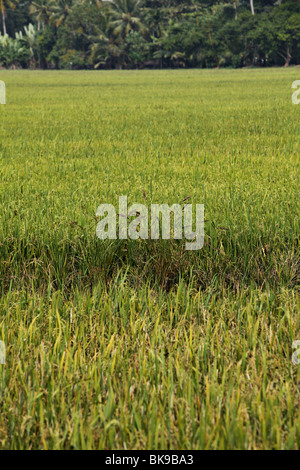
[0,0,299,69]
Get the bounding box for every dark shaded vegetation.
[1,0,300,69]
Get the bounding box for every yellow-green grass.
[0,69,299,449]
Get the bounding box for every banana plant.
[0,32,28,67]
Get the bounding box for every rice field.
[0,69,299,449]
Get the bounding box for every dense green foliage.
[0,69,299,448]
[0,0,300,69]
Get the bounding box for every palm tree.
[0,0,19,36]
[108,0,146,40]
[90,0,103,8]
[50,0,74,27]
[29,0,55,30]
[232,0,239,20]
